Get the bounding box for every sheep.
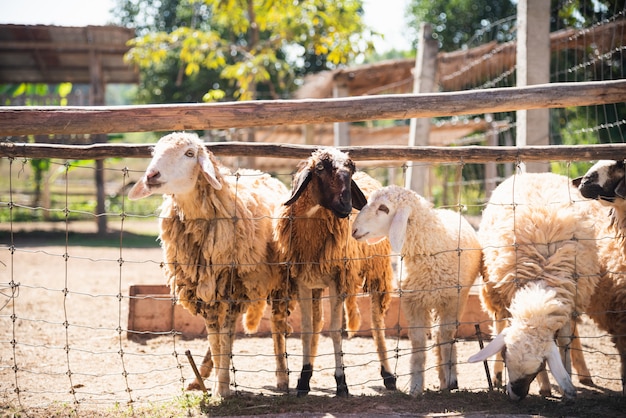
[127,132,293,397]
[574,159,626,396]
[468,172,602,400]
[274,147,396,397]
[351,185,482,395]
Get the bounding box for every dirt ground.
[1,222,625,417]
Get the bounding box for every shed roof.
[0,24,138,84]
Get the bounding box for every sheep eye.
[316,162,325,171]
[378,204,389,214]
[185,149,195,158]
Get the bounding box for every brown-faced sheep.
[469,172,602,400]
[351,185,482,395]
[127,132,292,397]
[274,147,396,397]
[575,159,626,396]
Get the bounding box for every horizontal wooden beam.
[1,79,624,136]
[1,141,625,163]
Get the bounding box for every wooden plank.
[3,141,626,163]
[0,79,624,136]
[126,284,489,340]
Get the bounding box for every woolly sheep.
[274,147,396,397]
[469,172,602,400]
[127,132,293,397]
[351,185,482,395]
[575,159,626,395]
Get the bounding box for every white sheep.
[127,132,293,397]
[469,172,602,400]
[274,147,396,397]
[351,185,482,395]
[575,159,626,396]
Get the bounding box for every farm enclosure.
[2,4,626,417]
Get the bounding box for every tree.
[405,0,517,52]
[116,0,377,103]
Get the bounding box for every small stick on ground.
[185,349,208,394]
[475,324,493,391]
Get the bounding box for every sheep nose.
[145,170,161,185]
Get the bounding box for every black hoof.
[335,373,349,397]
[448,379,458,391]
[381,367,397,390]
[296,363,313,397]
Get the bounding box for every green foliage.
[406,0,517,51]
[118,0,376,103]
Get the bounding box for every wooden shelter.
[0,24,138,86]
[0,24,139,234]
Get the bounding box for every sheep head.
[284,148,367,218]
[128,132,222,200]
[352,185,411,253]
[573,160,626,203]
[468,283,576,401]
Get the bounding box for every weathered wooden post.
[406,23,438,196]
[333,81,351,147]
[516,0,551,173]
[89,40,108,235]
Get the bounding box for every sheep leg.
[536,371,552,397]
[186,346,213,391]
[436,311,459,391]
[405,305,428,396]
[296,286,315,397]
[370,290,396,390]
[328,283,349,397]
[311,288,324,359]
[615,336,626,396]
[213,312,237,397]
[270,291,292,392]
[571,322,593,386]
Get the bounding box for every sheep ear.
[571,177,582,188]
[546,340,576,398]
[284,168,312,205]
[127,180,152,200]
[468,330,507,363]
[388,206,410,253]
[198,153,222,190]
[615,178,626,198]
[351,180,368,210]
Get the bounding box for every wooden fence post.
[406,23,438,197]
[89,42,108,235]
[516,0,551,173]
[333,81,351,147]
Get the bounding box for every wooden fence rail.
[0,79,625,136]
[3,142,626,163]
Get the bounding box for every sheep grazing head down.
[127,132,222,200]
[574,159,626,203]
[284,148,367,218]
[351,185,410,253]
[468,283,576,401]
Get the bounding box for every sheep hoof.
[539,388,552,397]
[296,364,313,397]
[578,376,594,386]
[381,368,397,390]
[186,380,205,391]
[447,380,458,391]
[335,373,349,397]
